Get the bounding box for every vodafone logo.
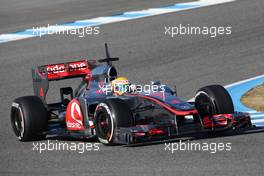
[47,64,65,74]
[66,121,82,129]
[69,62,86,71]
[71,102,83,125]
[46,62,86,74]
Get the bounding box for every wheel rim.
[195,92,216,116]
[12,109,23,137]
[96,111,112,141]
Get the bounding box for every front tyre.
[195,85,234,117]
[94,99,133,145]
[10,96,48,141]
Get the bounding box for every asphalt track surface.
[0,0,264,175]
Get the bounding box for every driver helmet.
[111,77,130,95]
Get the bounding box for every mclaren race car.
[10,44,252,145]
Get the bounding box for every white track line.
[0,0,236,44]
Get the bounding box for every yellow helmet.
[111,77,130,95]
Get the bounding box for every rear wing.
[32,60,93,101]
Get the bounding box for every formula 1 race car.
[10,44,252,145]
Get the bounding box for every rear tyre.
[94,99,133,145]
[195,85,234,117]
[10,96,48,141]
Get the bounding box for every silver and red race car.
[10,44,252,145]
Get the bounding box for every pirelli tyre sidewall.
[10,96,48,141]
[194,85,234,117]
[94,99,133,145]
